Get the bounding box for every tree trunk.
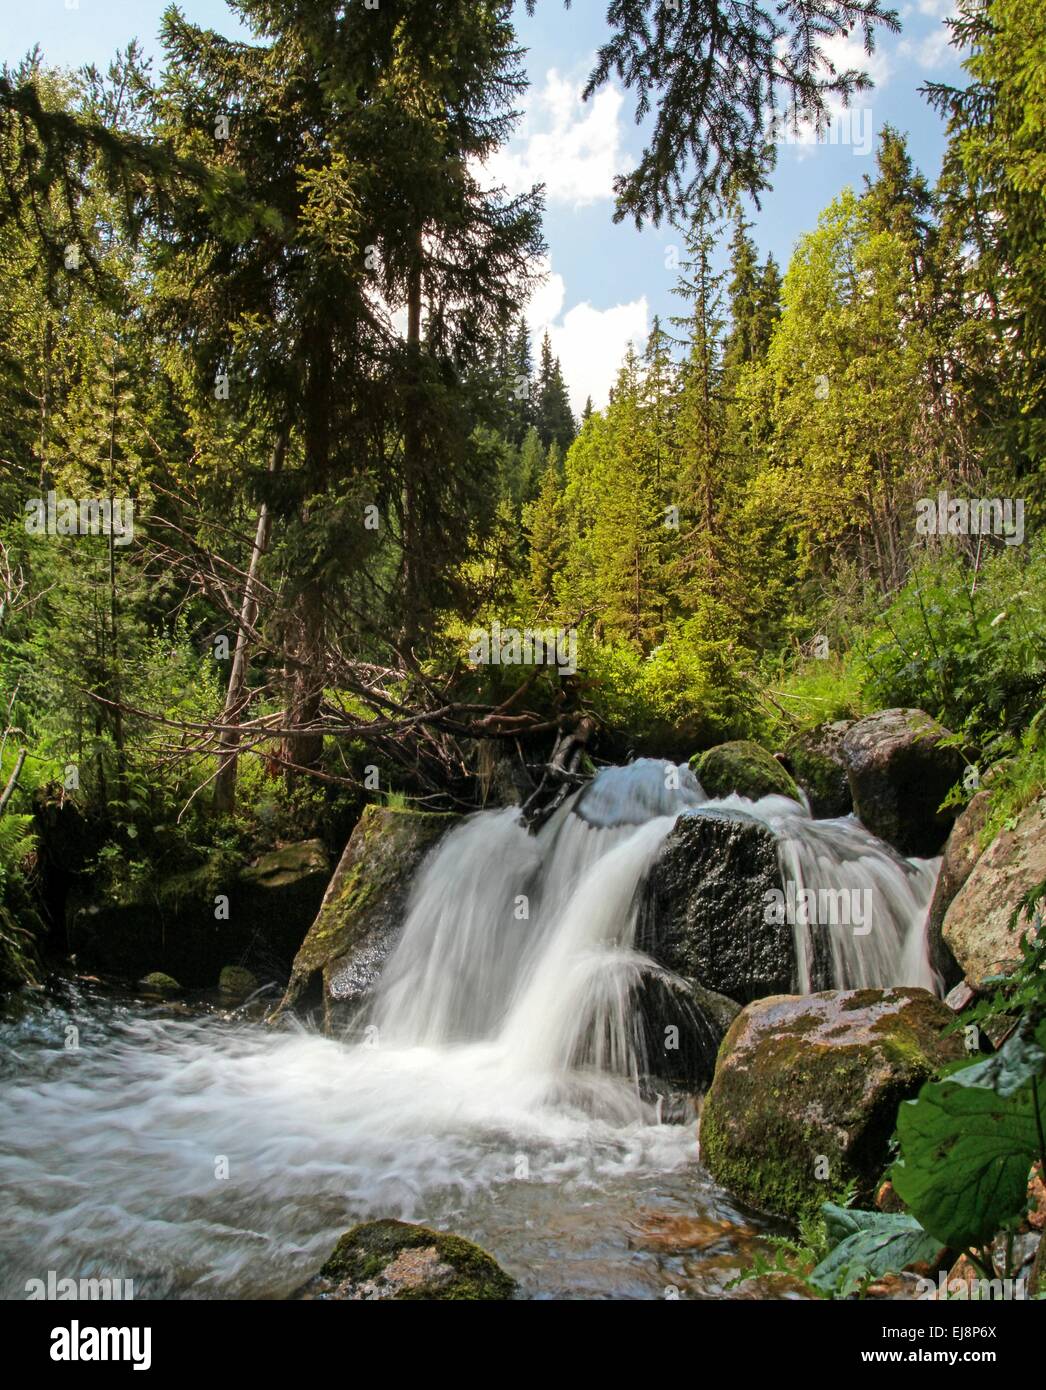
[401,228,424,650]
[213,436,286,815]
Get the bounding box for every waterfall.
[0,757,941,1297]
[769,802,938,993]
[370,758,938,1076]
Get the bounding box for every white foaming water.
[0,758,939,1297]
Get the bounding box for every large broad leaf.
[892,1022,1046,1250]
[950,1022,1046,1098]
[809,1205,945,1296]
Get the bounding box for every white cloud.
[525,257,647,413]
[482,69,633,208]
[770,31,890,159]
[819,32,893,90]
[898,26,958,70]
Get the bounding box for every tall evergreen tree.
[669,212,729,600]
[535,331,576,453]
[507,316,536,446]
[151,0,544,781]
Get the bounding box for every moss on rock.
[271,806,459,1029]
[69,839,331,988]
[783,721,854,819]
[218,965,258,997]
[693,741,801,803]
[297,1219,516,1301]
[139,971,182,996]
[699,988,965,1225]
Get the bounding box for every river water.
[0,761,938,1299]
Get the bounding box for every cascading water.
[0,758,940,1298]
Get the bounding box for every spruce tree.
[151,0,545,773]
[535,331,576,454]
[669,211,728,599]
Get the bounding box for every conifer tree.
[669,212,728,599]
[151,0,545,776]
[535,331,576,453]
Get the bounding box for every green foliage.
[729,1185,857,1299]
[980,714,1046,842]
[858,539,1046,749]
[891,1018,1046,1251]
[808,1205,946,1298]
[0,814,35,900]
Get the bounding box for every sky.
[3,0,969,413]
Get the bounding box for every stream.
[0,761,939,1299]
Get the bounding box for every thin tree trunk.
[107,348,126,798]
[213,436,286,815]
[401,227,424,649]
[38,318,53,490]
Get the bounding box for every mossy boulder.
[841,709,963,856]
[68,839,330,988]
[637,808,793,1005]
[218,965,258,997]
[296,1219,515,1300]
[692,741,801,803]
[700,987,965,1224]
[926,790,990,991]
[139,971,182,996]
[782,721,854,819]
[942,795,1046,989]
[271,805,459,1031]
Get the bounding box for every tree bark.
[213,435,286,815]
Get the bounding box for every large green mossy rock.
[296,1220,516,1301]
[942,795,1046,989]
[700,987,965,1224]
[68,840,330,988]
[272,805,459,1030]
[693,741,801,803]
[783,721,854,819]
[637,808,795,1005]
[841,709,963,856]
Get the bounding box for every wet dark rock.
[841,709,963,856]
[295,1219,515,1301]
[68,840,330,989]
[637,808,793,1005]
[218,965,258,998]
[782,720,854,819]
[634,970,740,1094]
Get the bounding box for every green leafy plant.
[807,1205,946,1297]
